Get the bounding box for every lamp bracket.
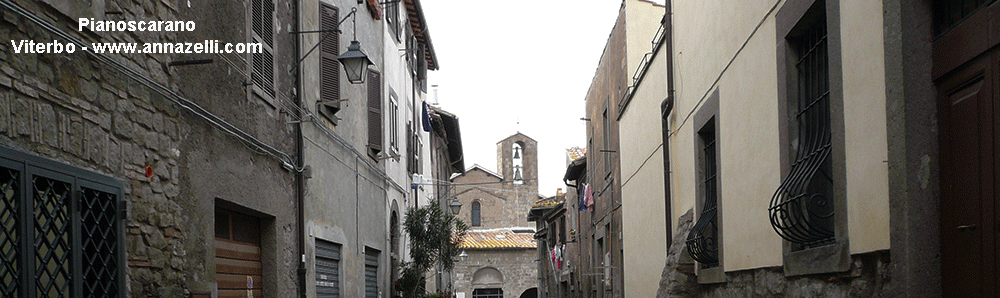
[289,7,358,75]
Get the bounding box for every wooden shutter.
[315,240,341,298]
[251,0,275,98]
[319,4,341,118]
[367,70,383,158]
[364,249,379,298]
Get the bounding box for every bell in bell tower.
[512,142,524,185]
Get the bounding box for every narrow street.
[0,0,996,297]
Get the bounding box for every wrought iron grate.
[33,175,72,298]
[769,19,836,247]
[81,188,120,298]
[0,149,124,297]
[0,167,19,297]
[687,126,719,267]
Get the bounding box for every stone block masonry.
[0,0,299,297]
[657,209,892,298]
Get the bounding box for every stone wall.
[453,249,538,298]
[0,0,299,297]
[657,209,892,298]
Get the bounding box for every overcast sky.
[422,1,662,197]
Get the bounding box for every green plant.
[398,204,469,298]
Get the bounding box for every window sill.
[783,238,850,277]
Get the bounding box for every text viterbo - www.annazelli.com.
[10,40,263,54]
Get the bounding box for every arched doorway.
[518,287,538,298]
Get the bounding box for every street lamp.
[290,7,372,84]
[449,198,462,215]
[337,40,372,84]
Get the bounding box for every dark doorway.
[518,287,538,298]
[934,1,999,296]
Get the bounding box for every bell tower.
[497,132,538,194]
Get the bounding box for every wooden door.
[935,2,999,296]
[215,209,263,298]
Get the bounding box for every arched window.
[471,201,481,227]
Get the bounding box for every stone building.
[604,0,1000,297]
[0,0,446,297]
[0,0,300,297]
[297,0,441,297]
[529,148,587,298]
[450,132,540,298]
[579,1,664,297]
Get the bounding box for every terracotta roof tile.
[458,229,536,249]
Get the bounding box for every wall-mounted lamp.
[449,198,463,215]
[290,7,372,84]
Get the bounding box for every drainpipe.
[293,0,307,297]
[660,0,675,252]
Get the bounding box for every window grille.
[472,288,503,298]
[686,123,719,267]
[768,19,836,247]
[0,148,124,297]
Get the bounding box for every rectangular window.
[389,92,399,154]
[249,0,275,100]
[472,288,503,298]
[364,247,380,298]
[687,120,719,268]
[0,148,124,297]
[367,70,383,159]
[770,13,835,249]
[319,3,342,124]
[602,103,611,178]
[385,1,400,41]
[315,239,341,298]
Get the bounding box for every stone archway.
[518,287,538,298]
[471,266,503,287]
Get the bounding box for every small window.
[471,201,481,227]
[385,0,400,41]
[389,92,399,153]
[687,119,719,268]
[472,288,503,298]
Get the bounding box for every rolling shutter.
[364,248,379,298]
[315,240,340,298]
[319,4,341,118]
[367,71,383,158]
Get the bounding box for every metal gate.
[0,147,125,297]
